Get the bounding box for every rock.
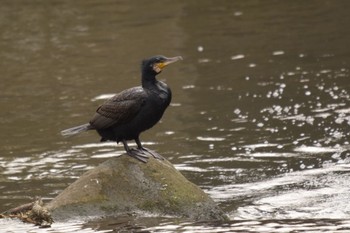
[46,155,227,221]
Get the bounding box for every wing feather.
[89,87,146,129]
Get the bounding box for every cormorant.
[61,55,182,163]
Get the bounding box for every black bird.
[61,55,182,163]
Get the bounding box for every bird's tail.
[61,123,91,137]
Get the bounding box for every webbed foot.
[126,148,149,163]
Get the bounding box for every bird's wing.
[89,87,146,129]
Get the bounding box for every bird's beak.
[158,56,183,69]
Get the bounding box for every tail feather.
[61,123,91,137]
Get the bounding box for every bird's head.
[142,55,183,76]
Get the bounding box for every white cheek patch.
[153,64,162,73]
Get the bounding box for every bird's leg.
[135,137,164,160]
[122,140,149,163]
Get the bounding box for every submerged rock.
[47,155,227,221]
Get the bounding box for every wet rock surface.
[46,155,227,221]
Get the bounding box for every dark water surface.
[1,0,350,232]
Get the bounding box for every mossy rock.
[46,155,227,221]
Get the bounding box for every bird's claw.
[141,147,164,160]
[125,145,164,163]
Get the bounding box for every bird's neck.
[141,73,157,89]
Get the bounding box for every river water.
[1,0,350,232]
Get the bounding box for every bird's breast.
[148,82,171,105]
